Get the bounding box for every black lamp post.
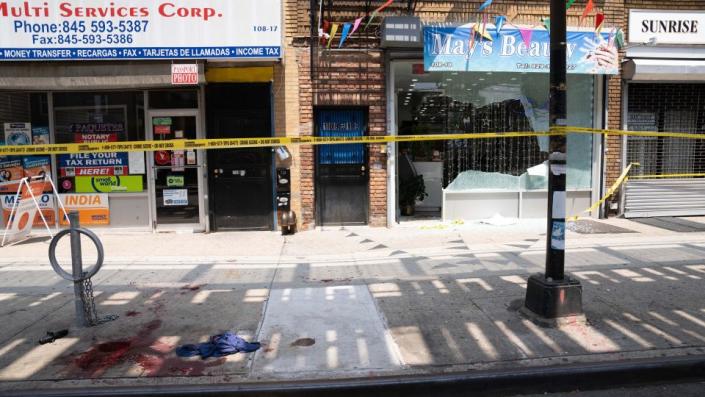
[523,0,584,320]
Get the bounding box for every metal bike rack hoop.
[48,228,104,282]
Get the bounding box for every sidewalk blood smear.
[66,305,227,378]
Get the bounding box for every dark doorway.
[315,108,369,226]
[206,84,273,231]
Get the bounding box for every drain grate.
[567,220,637,234]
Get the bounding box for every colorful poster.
[22,156,51,178]
[0,157,24,194]
[32,127,50,145]
[424,26,619,74]
[4,123,32,145]
[163,189,188,206]
[2,193,56,227]
[171,150,185,172]
[58,153,129,177]
[22,156,52,192]
[59,194,110,226]
[59,124,128,179]
[75,175,143,193]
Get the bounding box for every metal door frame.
[146,108,207,232]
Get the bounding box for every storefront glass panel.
[394,62,594,194]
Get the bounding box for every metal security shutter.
[624,83,705,218]
[625,179,705,218]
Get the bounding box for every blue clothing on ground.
[176,332,261,359]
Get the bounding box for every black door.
[316,109,369,225]
[207,84,273,231]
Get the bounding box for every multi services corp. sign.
[629,9,705,45]
[0,0,282,60]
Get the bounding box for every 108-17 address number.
[253,26,278,32]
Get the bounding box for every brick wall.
[292,0,705,224]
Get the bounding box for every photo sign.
[424,25,619,75]
[0,0,282,60]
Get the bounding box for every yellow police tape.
[0,131,559,156]
[567,162,639,222]
[1,126,705,156]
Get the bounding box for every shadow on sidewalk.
[0,242,704,385]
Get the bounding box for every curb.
[6,354,705,397]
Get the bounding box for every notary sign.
[171,64,198,85]
[0,0,282,60]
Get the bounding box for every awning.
[0,62,205,90]
[623,58,705,81]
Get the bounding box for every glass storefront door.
[148,111,205,230]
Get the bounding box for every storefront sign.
[153,117,172,126]
[75,175,143,193]
[166,175,184,187]
[381,16,422,48]
[2,193,55,227]
[163,189,188,206]
[0,0,282,60]
[154,125,171,135]
[4,123,31,145]
[424,26,619,74]
[58,153,128,177]
[171,64,198,85]
[71,123,121,142]
[59,194,110,225]
[629,10,705,45]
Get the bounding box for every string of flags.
[319,0,624,50]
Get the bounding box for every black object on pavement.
[38,329,69,345]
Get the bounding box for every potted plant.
[399,175,428,216]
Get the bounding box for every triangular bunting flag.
[615,28,625,49]
[519,28,533,47]
[364,0,394,30]
[327,23,339,48]
[473,23,493,41]
[338,23,352,48]
[542,17,551,31]
[350,17,363,37]
[478,0,493,12]
[581,0,594,25]
[566,0,577,10]
[494,15,506,36]
[321,20,331,45]
[595,12,605,34]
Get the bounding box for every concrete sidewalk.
[1,217,705,392]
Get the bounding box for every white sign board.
[629,10,705,45]
[171,64,198,85]
[163,189,188,206]
[0,0,282,61]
